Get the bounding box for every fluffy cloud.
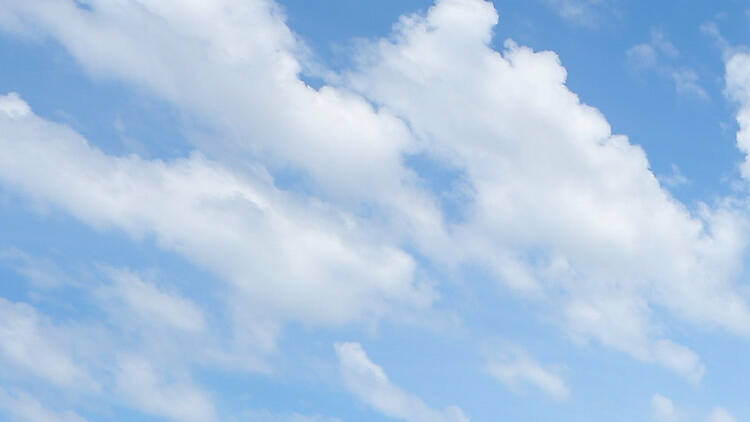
[0,93,434,334]
[725,51,750,180]
[346,0,748,379]
[335,342,469,422]
[0,0,428,212]
[1,0,750,395]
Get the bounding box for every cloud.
[0,273,224,422]
[627,44,658,69]
[708,407,738,422]
[0,388,87,422]
[725,51,750,179]
[659,164,690,188]
[0,298,90,388]
[1,0,750,391]
[0,248,72,289]
[242,410,342,422]
[650,29,680,58]
[485,346,570,400]
[114,356,216,422]
[541,0,616,27]
[0,92,30,118]
[627,29,679,71]
[0,93,434,335]
[335,342,469,422]
[672,68,709,99]
[649,395,740,422]
[627,29,706,99]
[0,0,428,213]
[346,0,745,380]
[700,22,731,55]
[95,268,206,333]
[651,394,677,421]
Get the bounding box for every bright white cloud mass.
[0,0,749,421]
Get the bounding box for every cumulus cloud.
[725,51,750,179]
[335,342,469,422]
[1,0,750,399]
[347,0,746,379]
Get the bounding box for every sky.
[2,0,750,421]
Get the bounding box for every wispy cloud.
[627,28,707,99]
[485,345,570,400]
[335,342,469,422]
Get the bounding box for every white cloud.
[542,0,615,27]
[659,164,689,188]
[652,340,705,385]
[1,0,749,389]
[0,274,229,422]
[0,92,30,118]
[650,29,680,58]
[0,388,87,422]
[0,93,434,337]
[0,248,71,289]
[626,29,706,99]
[672,68,709,99]
[335,342,469,422]
[651,393,677,422]
[0,0,429,213]
[649,396,739,422]
[725,51,750,179]
[242,410,342,422]
[114,356,216,422]
[346,0,746,380]
[95,268,206,333]
[0,298,90,388]
[485,346,570,400]
[627,44,658,69]
[708,407,738,422]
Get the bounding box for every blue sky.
[2,0,750,421]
